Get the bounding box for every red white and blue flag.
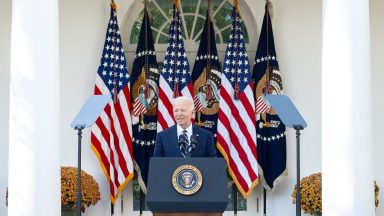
[216,6,259,198]
[90,3,134,203]
[157,2,193,132]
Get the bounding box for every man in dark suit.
[153,96,216,157]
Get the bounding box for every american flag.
[216,6,258,198]
[157,2,193,132]
[90,4,134,204]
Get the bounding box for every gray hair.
[173,96,194,112]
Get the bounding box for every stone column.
[8,0,60,215]
[323,0,374,215]
[0,0,11,215]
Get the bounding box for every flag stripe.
[93,137,118,194]
[99,106,123,188]
[221,78,257,158]
[115,88,134,155]
[157,87,176,131]
[217,116,253,187]
[91,133,111,177]
[216,134,251,193]
[218,84,258,181]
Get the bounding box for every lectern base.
[153,212,222,216]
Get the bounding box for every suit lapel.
[192,126,200,155]
[171,125,181,156]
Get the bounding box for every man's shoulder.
[193,125,213,137]
[158,125,177,136]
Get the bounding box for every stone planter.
[61,208,76,216]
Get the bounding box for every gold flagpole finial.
[174,0,180,10]
[110,0,117,11]
[233,0,240,13]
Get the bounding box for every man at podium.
[153,96,216,157]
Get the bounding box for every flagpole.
[232,0,240,100]
[111,202,114,216]
[121,193,124,215]
[144,1,150,99]
[263,4,271,216]
[265,0,272,94]
[139,3,149,214]
[232,182,237,216]
[140,189,145,215]
[110,2,117,214]
[206,0,212,101]
[112,1,118,103]
[173,0,180,98]
[263,188,267,216]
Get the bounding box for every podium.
[146,157,228,216]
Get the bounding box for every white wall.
[58,0,117,215]
[0,0,11,215]
[371,0,384,215]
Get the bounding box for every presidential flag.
[216,5,258,198]
[252,2,287,191]
[90,3,134,203]
[157,2,193,132]
[191,11,222,155]
[130,6,159,193]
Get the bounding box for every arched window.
[129,0,249,44]
[122,0,258,70]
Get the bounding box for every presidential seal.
[172,165,203,195]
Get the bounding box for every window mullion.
[190,0,201,39]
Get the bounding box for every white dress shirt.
[177,124,193,142]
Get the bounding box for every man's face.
[173,100,194,129]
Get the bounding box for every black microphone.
[190,134,197,152]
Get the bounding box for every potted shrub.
[61,166,100,214]
[292,172,322,215]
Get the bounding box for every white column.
[323,0,373,216]
[8,0,60,215]
[0,0,12,215]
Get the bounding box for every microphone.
[190,134,197,152]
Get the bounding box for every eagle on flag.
[130,5,159,193]
[252,2,287,191]
[192,7,222,155]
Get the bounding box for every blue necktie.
[179,129,190,158]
